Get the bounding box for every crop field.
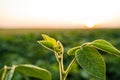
[0,28,120,80]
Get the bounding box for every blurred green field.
[0,29,120,80]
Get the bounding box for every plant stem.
[55,51,65,80]
[64,58,76,79]
[55,51,76,80]
[2,65,7,80]
[59,54,65,80]
[8,65,16,80]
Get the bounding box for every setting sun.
[0,0,120,28]
[86,23,95,28]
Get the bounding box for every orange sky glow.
[0,0,120,28]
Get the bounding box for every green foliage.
[67,46,80,55]
[91,39,120,57]
[38,34,64,55]
[38,34,120,80]
[75,45,106,80]
[68,39,120,80]
[0,29,120,80]
[16,64,51,80]
[38,34,57,51]
[0,64,51,80]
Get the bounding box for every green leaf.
[38,34,57,51]
[38,41,54,51]
[42,34,56,45]
[67,46,80,55]
[16,64,51,80]
[91,39,120,57]
[75,45,106,80]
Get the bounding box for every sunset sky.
[0,0,120,28]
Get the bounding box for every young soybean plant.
[37,34,120,80]
[0,34,120,80]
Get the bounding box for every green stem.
[59,55,65,80]
[64,58,76,79]
[8,65,16,80]
[59,60,63,80]
[55,52,65,80]
[2,65,7,80]
[55,52,76,80]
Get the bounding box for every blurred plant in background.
[0,29,120,80]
